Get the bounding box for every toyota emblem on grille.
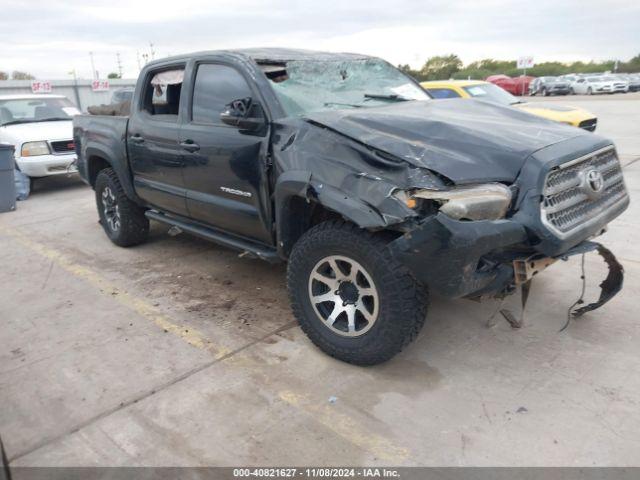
[580,168,605,199]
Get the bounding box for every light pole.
[116,52,123,78]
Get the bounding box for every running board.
[145,210,281,263]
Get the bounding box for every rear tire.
[95,168,149,247]
[542,87,549,96]
[287,220,429,365]
[587,87,593,95]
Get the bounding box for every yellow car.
[421,80,597,131]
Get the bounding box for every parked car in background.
[74,48,627,364]
[529,77,571,96]
[421,80,598,131]
[511,75,535,96]
[0,94,80,184]
[485,74,519,95]
[572,76,625,95]
[560,74,579,93]
[608,76,629,93]
[621,74,640,92]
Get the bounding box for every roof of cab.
[146,48,373,67]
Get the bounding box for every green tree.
[11,71,35,80]
[397,64,420,81]
[0,71,8,80]
[107,72,121,79]
[620,54,640,73]
[419,54,462,81]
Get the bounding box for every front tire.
[287,221,429,365]
[95,168,149,247]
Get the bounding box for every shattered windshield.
[262,58,430,116]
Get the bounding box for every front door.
[128,65,189,216]
[179,63,272,244]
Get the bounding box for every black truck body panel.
[303,99,593,184]
[74,48,628,302]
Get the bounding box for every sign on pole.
[31,81,52,94]
[91,79,110,92]
[517,56,535,69]
[517,57,535,96]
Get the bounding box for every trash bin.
[0,144,17,213]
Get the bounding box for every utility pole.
[149,42,156,60]
[136,50,142,71]
[68,69,82,111]
[116,52,123,78]
[89,51,97,79]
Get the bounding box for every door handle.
[130,134,144,144]
[179,140,200,153]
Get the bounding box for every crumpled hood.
[305,99,591,184]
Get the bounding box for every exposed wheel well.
[87,156,111,187]
[279,196,343,257]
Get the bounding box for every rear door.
[179,61,272,244]
[128,64,189,216]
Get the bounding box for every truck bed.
[73,113,133,194]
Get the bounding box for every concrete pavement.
[1,95,639,467]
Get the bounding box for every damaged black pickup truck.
[74,48,629,365]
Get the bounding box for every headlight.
[404,183,512,221]
[21,141,50,157]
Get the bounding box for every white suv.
[0,94,80,181]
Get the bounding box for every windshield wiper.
[323,102,362,108]
[363,93,409,102]
[1,119,38,127]
[35,117,71,122]
[1,117,70,127]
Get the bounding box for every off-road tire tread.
[95,168,149,247]
[287,220,429,365]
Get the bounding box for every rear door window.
[142,67,185,120]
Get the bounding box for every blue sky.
[1,0,638,79]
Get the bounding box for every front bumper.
[388,213,624,310]
[389,213,527,298]
[15,153,77,177]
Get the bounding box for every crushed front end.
[388,140,629,313]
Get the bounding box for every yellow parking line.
[0,225,230,359]
[2,225,408,462]
[278,390,410,463]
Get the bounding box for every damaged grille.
[541,146,628,238]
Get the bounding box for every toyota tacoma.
[73,49,629,365]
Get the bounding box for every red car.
[486,75,534,96]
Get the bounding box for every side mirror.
[220,97,265,132]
